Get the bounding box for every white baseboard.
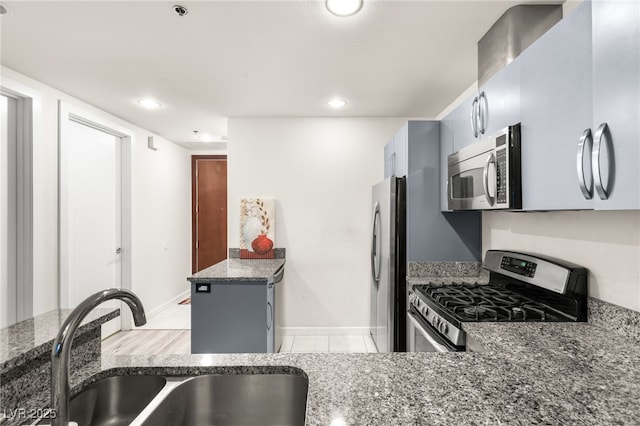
[281,327,371,336]
[145,290,191,320]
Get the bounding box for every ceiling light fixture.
[137,99,162,109]
[328,98,347,109]
[326,0,363,17]
[193,131,214,142]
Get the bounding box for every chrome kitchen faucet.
[50,288,146,426]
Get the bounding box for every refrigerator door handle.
[371,202,381,287]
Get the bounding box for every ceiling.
[0,0,561,148]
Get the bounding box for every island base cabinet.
[191,281,278,353]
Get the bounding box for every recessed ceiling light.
[328,98,347,109]
[193,131,214,142]
[326,0,363,17]
[137,99,162,109]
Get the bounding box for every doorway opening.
[192,155,227,273]
[0,86,34,328]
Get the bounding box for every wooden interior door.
[192,155,227,273]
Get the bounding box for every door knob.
[115,248,122,254]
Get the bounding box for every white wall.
[0,66,192,318]
[228,117,405,332]
[483,211,640,312]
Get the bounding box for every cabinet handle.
[478,91,487,135]
[592,122,613,200]
[267,302,273,330]
[483,152,496,206]
[470,96,479,138]
[576,128,593,200]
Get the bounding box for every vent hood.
[478,4,563,86]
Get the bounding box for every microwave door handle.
[470,96,479,138]
[482,153,496,206]
[407,311,450,353]
[577,128,593,200]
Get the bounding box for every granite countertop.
[188,258,285,283]
[406,273,489,286]
[406,260,489,286]
[0,308,119,372]
[97,319,640,425]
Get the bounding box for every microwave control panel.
[496,148,507,204]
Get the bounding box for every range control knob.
[442,324,449,334]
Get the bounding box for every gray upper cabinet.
[520,2,593,210]
[384,141,394,178]
[384,122,409,178]
[479,57,522,138]
[448,58,523,153]
[439,115,454,212]
[590,0,640,210]
[448,93,478,152]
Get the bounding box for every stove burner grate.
[421,282,561,322]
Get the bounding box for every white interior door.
[60,104,133,337]
[66,121,122,297]
[0,94,17,327]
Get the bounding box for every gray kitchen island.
[188,258,285,354]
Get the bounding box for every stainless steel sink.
[139,374,308,426]
[67,375,166,426]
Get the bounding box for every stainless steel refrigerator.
[370,176,406,352]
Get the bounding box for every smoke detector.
[172,5,188,17]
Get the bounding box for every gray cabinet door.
[440,113,454,212]
[591,0,640,210]
[384,139,394,178]
[394,123,409,178]
[520,2,594,210]
[191,281,268,353]
[479,56,522,138]
[450,93,479,151]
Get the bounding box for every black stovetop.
[414,282,574,323]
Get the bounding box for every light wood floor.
[102,330,191,356]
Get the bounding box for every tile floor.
[123,301,378,354]
[280,334,378,353]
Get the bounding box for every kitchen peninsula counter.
[98,314,640,425]
[188,258,285,283]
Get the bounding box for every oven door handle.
[407,311,450,353]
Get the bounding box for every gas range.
[407,250,588,352]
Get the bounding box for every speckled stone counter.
[1,308,118,425]
[188,259,285,283]
[0,308,119,372]
[406,261,489,286]
[97,317,640,425]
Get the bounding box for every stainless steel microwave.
[447,124,522,210]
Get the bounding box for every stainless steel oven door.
[406,308,462,352]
